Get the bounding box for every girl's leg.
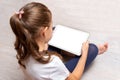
[65,43,98,72]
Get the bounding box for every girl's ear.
[43,27,48,33]
[40,27,48,38]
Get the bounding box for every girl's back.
[23,55,69,80]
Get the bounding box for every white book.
[48,25,89,56]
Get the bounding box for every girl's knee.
[88,43,98,56]
[85,43,98,68]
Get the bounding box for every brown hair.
[10,2,61,68]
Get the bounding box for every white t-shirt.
[23,55,70,80]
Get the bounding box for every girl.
[10,2,108,80]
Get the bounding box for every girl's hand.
[81,41,89,56]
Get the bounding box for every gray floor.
[0,0,120,80]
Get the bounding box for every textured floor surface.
[0,0,120,80]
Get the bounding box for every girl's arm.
[66,41,89,80]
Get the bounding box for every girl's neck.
[37,41,48,52]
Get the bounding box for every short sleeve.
[49,56,70,80]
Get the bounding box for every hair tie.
[15,10,24,19]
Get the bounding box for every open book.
[48,25,89,56]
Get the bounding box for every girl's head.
[10,2,55,68]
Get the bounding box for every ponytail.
[10,13,32,67]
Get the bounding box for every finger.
[84,40,89,45]
[86,40,89,44]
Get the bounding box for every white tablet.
[48,25,89,56]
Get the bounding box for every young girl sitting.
[10,2,108,80]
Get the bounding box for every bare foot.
[97,42,108,55]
